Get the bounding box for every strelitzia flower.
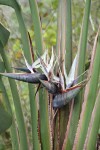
[0,49,88,108]
[0,51,48,84]
[39,51,88,108]
[53,79,87,108]
[40,51,79,92]
[52,53,88,108]
[0,72,47,84]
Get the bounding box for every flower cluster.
[0,49,87,108]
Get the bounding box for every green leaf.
[29,0,43,54]
[74,36,100,150]
[65,0,72,72]
[0,2,40,150]
[0,77,19,150]
[0,105,12,134]
[0,61,5,73]
[64,0,91,149]
[85,90,100,149]
[0,0,20,9]
[39,89,51,150]
[0,23,10,47]
[0,22,28,150]
[29,1,51,149]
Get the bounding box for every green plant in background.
[0,0,100,150]
[0,62,12,135]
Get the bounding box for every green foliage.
[0,0,100,150]
[0,105,12,134]
[75,35,100,150]
[0,23,10,47]
[0,22,28,150]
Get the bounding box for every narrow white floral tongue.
[64,53,78,87]
[39,48,60,83]
[68,53,78,83]
[23,54,34,73]
[22,50,48,73]
[32,50,48,69]
[59,70,65,90]
[39,49,53,78]
[40,56,48,77]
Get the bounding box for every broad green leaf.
[0,23,10,47]
[0,0,20,9]
[0,77,19,150]
[0,105,12,134]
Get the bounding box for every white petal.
[53,75,60,83]
[32,50,48,69]
[23,54,34,73]
[63,60,69,86]
[47,47,54,73]
[32,58,40,68]
[59,70,65,90]
[68,52,78,84]
[39,57,48,77]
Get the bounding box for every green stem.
[56,0,61,56]
[28,85,41,150]
[39,89,51,150]
[29,0,43,53]
[65,0,72,73]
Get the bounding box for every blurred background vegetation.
[0,0,100,149]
